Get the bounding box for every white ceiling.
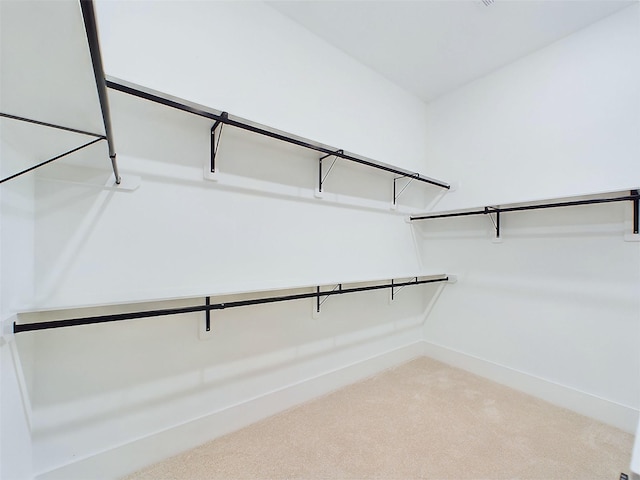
[267,0,635,102]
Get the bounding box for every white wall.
[423,5,640,210]
[418,5,640,433]
[95,0,432,174]
[6,2,638,478]
[2,2,445,478]
[418,202,640,431]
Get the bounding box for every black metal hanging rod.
[411,192,640,221]
[105,77,449,190]
[80,0,121,184]
[13,276,448,333]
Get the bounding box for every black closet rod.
[410,192,640,221]
[13,276,448,333]
[105,77,449,190]
[80,0,121,184]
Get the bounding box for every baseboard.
[36,340,425,480]
[32,337,639,479]
[422,340,639,434]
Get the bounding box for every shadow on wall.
[34,169,120,308]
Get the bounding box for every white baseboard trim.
[34,338,639,480]
[422,340,639,434]
[36,340,425,480]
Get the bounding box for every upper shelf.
[106,76,450,195]
[0,1,103,134]
[0,0,120,184]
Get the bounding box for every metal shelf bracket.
[316,284,342,314]
[205,297,211,331]
[632,190,639,235]
[393,174,418,206]
[390,277,418,301]
[210,113,227,174]
[318,150,343,194]
[484,207,501,239]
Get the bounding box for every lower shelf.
[13,274,452,334]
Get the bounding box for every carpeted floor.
[125,357,634,479]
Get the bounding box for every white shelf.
[420,187,638,217]
[16,272,449,316]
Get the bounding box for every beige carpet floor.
[125,357,634,479]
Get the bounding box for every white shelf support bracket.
[316,150,343,198]
[205,296,211,332]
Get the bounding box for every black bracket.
[485,207,501,239]
[318,150,343,193]
[632,189,639,235]
[393,174,419,206]
[316,284,342,313]
[205,296,211,331]
[391,277,418,301]
[210,112,228,173]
